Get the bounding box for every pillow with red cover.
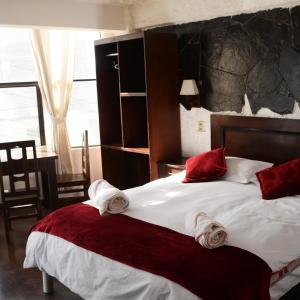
[256,158,300,200]
[183,148,227,183]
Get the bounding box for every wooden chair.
[0,140,41,242]
[56,130,90,207]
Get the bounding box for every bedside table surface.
[159,157,188,169]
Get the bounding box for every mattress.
[24,172,300,299]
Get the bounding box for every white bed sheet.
[122,172,300,272]
[24,231,300,300]
[24,172,300,299]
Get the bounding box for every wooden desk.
[0,147,58,210]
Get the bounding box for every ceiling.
[72,0,140,5]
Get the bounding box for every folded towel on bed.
[185,211,228,249]
[88,179,129,215]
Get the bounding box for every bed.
[24,115,300,300]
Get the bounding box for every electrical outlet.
[197,121,205,132]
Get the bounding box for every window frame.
[70,78,98,148]
[0,81,46,146]
[74,78,96,83]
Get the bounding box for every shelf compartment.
[101,147,125,189]
[121,96,148,148]
[95,42,122,145]
[118,38,146,93]
[102,144,149,155]
[124,151,150,188]
[101,147,150,189]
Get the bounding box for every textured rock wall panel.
[151,7,300,114]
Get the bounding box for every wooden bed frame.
[211,114,300,164]
[211,114,300,299]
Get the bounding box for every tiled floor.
[0,212,82,300]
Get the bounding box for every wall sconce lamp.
[179,79,200,110]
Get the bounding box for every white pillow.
[223,156,273,184]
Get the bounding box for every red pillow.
[256,158,300,200]
[183,148,227,183]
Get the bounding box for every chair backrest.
[82,130,90,183]
[0,140,40,202]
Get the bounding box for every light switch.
[197,121,205,132]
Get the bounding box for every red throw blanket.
[32,204,272,300]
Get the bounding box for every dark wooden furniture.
[158,157,188,178]
[0,146,58,211]
[95,32,181,189]
[210,114,300,297]
[0,141,41,242]
[56,130,90,207]
[211,114,300,164]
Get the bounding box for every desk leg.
[41,172,49,207]
[40,158,58,210]
[47,159,58,210]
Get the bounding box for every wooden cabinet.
[95,32,181,189]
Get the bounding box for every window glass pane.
[0,28,37,82]
[0,87,41,144]
[67,81,100,147]
[73,31,99,80]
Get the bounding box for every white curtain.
[30,29,75,174]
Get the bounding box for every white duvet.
[24,172,300,300]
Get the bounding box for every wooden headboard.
[211,115,300,164]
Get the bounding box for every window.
[0,28,101,147]
[0,28,45,145]
[67,31,100,147]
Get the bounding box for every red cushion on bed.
[256,158,300,200]
[183,147,227,183]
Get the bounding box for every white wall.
[132,0,300,29]
[181,95,300,157]
[0,0,126,30]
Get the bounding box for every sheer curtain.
[30,29,75,174]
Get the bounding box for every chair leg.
[3,208,10,243]
[84,185,89,200]
[36,200,42,220]
[6,208,12,230]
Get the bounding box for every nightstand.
[157,157,188,178]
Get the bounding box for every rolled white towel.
[88,179,129,215]
[185,210,228,249]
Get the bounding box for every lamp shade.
[180,79,199,95]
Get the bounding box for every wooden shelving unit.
[95,31,181,189]
[120,92,147,97]
[101,144,150,155]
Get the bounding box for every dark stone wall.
[151,7,300,114]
